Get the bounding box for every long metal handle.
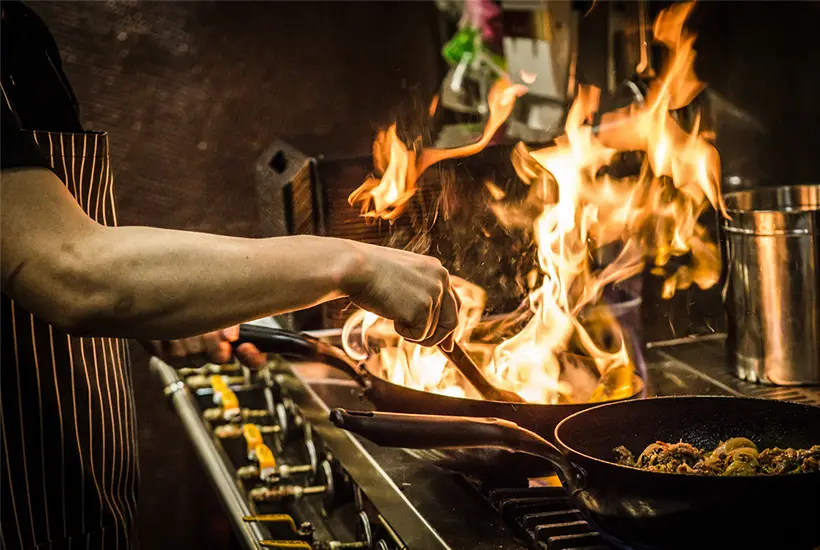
[151,356,265,550]
[235,324,366,385]
[329,409,577,486]
[636,0,654,79]
[140,325,365,384]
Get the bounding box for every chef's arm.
[1,167,459,345]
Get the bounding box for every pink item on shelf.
[464,0,503,52]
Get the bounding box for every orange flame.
[348,79,527,221]
[342,277,488,399]
[343,2,723,404]
[486,1,722,402]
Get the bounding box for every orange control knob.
[259,541,311,549]
[243,514,313,537]
[242,424,264,458]
[255,443,277,481]
[220,388,240,421]
[210,375,228,404]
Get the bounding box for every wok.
[235,323,645,429]
[330,396,820,550]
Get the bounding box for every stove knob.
[317,459,335,512]
[249,483,327,503]
[307,514,373,549]
[302,424,319,475]
[254,443,280,483]
[250,458,334,503]
[264,386,277,416]
[239,363,254,385]
[355,511,373,549]
[214,423,280,444]
[275,402,289,435]
[237,441,314,483]
[219,387,241,422]
[209,375,229,405]
[202,406,268,425]
[291,408,305,430]
[285,399,305,431]
[354,486,364,511]
[242,424,265,460]
[243,513,314,539]
[282,394,298,414]
[259,540,312,549]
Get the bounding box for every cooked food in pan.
[613,437,820,476]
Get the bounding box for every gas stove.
[151,335,820,550]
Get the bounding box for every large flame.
[348,79,527,221]
[344,2,723,404]
[342,276,488,399]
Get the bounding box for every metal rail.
[280,365,452,550]
[150,356,266,550]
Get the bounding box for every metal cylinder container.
[722,184,820,385]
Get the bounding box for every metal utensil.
[438,341,527,403]
[722,184,820,385]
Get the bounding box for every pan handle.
[234,324,366,386]
[329,409,579,487]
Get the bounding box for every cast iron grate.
[471,484,615,550]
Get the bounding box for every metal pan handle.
[234,324,366,385]
[329,409,578,486]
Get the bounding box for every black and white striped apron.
[1,130,139,550]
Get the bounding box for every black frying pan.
[235,323,645,439]
[330,396,820,550]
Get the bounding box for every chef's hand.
[150,325,267,369]
[341,242,460,351]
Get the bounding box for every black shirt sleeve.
[2,0,81,172]
[1,93,51,171]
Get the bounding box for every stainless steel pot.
[722,184,820,385]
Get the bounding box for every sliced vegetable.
[613,440,818,476]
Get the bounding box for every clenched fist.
[340,242,460,351]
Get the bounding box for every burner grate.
[472,485,615,550]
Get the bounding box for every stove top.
[286,336,820,550]
[152,335,820,550]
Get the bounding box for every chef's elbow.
[50,290,135,337]
[37,237,134,337]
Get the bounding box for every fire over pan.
[330,396,820,550]
[234,323,645,440]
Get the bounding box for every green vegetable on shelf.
[442,25,507,73]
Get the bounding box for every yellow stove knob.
[242,424,263,456]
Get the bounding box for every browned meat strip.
[613,440,820,476]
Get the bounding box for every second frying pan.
[331,396,820,550]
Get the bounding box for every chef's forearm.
[66,228,360,339]
[2,168,363,339]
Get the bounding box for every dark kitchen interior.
[21,1,820,549]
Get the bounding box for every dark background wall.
[687,1,820,186]
[26,1,820,548]
[34,0,443,238]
